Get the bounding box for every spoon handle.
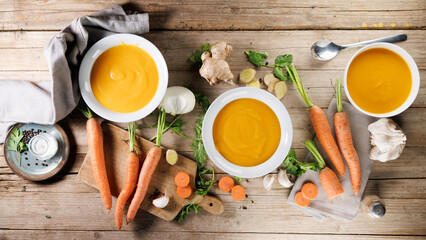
[341,34,407,48]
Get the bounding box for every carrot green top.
[336,78,343,113]
[286,65,314,108]
[303,140,325,169]
[128,122,136,152]
[77,100,93,119]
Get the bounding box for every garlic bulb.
[159,86,196,116]
[368,118,406,162]
[277,169,293,188]
[263,174,275,190]
[152,195,169,209]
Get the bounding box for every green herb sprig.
[189,43,212,68]
[283,148,319,177]
[7,127,28,167]
[245,51,293,81]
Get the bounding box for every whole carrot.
[287,65,345,176]
[115,122,140,230]
[334,79,361,195]
[126,109,165,224]
[79,103,111,212]
[304,140,344,200]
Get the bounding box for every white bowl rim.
[202,87,293,178]
[78,33,168,122]
[343,42,420,118]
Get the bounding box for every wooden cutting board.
[77,123,224,221]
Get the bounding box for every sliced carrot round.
[231,185,246,201]
[301,183,318,200]
[175,172,190,187]
[219,176,235,192]
[295,192,310,207]
[177,185,192,199]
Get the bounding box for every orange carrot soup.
[212,98,281,167]
[90,44,159,113]
[347,48,412,114]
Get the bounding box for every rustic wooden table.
[0,1,425,239]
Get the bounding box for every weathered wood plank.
[0,189,425,234]
[1,171,425,200]
[0,145,424,179]
[0,0,424,31]
[1,230,424,240]
[0,30,425,71]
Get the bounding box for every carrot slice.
[175,172,190,187]
[177,185,192,199]
[295,192,310,207]
[219,176,235,192]
[231,185,246,201]
[301,183,318,200]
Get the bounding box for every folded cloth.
[287,99,376,221]
[0,5,149,143]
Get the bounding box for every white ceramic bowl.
[79,34,168,122]
[343,42,419,117]
[202,88,293,178]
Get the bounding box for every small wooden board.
[77,123,224,221]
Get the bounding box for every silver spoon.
[311,34,407,61]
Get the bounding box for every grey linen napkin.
[0,5,149,143]
[287,99,376,221]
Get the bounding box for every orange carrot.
[219,176,235,192]
[335,79,361,195]
[231,185,246,201]
[320,167,344,199]
[177,185,192,199]
[295,192,310,207]
[79,103,111,212]
[115,123,140,230]
[304,140,344,200]
[175,172,190,187]
[126,146,162,223]
[301,183,318,200]
[287,65,345,176]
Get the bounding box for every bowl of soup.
[202,88,293,178]
[344,43,419,117]
[79,34,168,122]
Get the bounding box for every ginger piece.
[274,81,287,100]
[199,42,234,85]
[239,68,256,83]
[264,73,280,92]
[166,149,178,165]
[246,78,261,88]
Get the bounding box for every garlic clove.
[152,195,169,209]
[277,169,294,188]
[159,86,196,116]
[263,174,275,190]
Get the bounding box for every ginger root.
[274,81,288,100]
[263,73,280,92]
[246,78,261,88]
[239,68,256,83]
[199,42,234,85]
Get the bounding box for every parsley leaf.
[7,127,28,167]
[190,43,212,68]
[195,167,215,196]
[190,114,207,169]
[232,176,244,183]
[283,149,318,177]
[245,51,268,67]
[273,67,287,81]
[275,54,293,68]
[175,203,200,222]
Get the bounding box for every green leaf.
[8,127,27,167]
[282,148,318,177]
[189,43,212,68]
[245,50,269,67]
[232,176,244,183]
[273,67,287,81]
[175,203,200,222]
[275,54,293,67]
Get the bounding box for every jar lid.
[369,200,386,218]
